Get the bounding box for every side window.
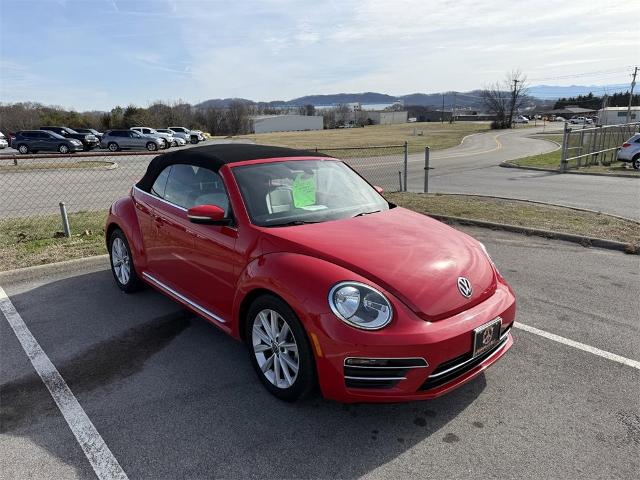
[151,166,171,198]
[163,164,229,213]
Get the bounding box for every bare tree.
[482,70,527,129]
[226,100,249,135]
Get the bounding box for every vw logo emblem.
[457,277,473,298]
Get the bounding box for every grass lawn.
[3,194,639,271]
[224,121,492,154]
[0,211,107,271]
[510,135,639,176]
[386,193,640,246]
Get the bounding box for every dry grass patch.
[386,193,640,246]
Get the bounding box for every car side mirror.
[187,204,231,225]
[374,185,384,194]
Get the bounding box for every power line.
[527,66,635,82]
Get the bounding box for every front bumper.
[312,281,516,403]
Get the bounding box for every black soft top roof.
[136,143,330,192]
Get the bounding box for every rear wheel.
[245,295,316,401]
[146,142,158,151]
[632,155,640,170]
[17,144,29,154]
[108,229,144,293]
[108,142,119,152]
[58,144,69,154]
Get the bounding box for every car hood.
[260,207,497,321]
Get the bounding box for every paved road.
[1,228,639,479]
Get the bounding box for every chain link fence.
[560,122,640,171]
[0,143,414,247]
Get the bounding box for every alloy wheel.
[108,143,118,152]
[111,237,131,285]
[59,145,69,154]
[18,145,28,154]
[251,309,299,389]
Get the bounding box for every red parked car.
[106,144,515,402]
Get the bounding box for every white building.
[597,107,640,125]
[365,111,408,125]
[250,115,324,133]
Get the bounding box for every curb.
[429,192,639,224]
[500,161,639,178]
[427,214,639,255]
[0,255,109,285]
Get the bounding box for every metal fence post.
[398,171,403,192]
[423,146,430,193]
[403,141,408,192]
[560,123,570,172]
[59,202,71,237]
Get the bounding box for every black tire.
[108,142,119,152]
[108,229,144,293]
[190,136,199,144]
[163,139,170,149]
[146,142,158,151]
[58,144,70,154]
[17,144,29,154]
[245,295,316,402]
[632,155,640,170]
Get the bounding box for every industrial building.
[597,107,640,125]
[365,110,408,125]
[250,114,323,133]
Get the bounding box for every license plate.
[473,317,502,357]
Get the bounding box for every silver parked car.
[101,130,165,152]
[168,126,198,144]
[0,132,8,149]
[616,133,640,170]
[130,127,174,148]
[156,129,187,146]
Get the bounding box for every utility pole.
[441,93,445,124]
[451,92,456,123]
[509,78,519,126]
[627,66,638,123]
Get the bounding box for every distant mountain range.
[195,84,631,110]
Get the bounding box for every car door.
[39,131,56,151]
[129,131,143,148]
[148,164,240,321]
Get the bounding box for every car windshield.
[232,159,389,227]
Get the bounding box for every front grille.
[419,326,511,391]
[344,357,427,390]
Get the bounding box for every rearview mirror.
[374,185,384,194]
[187,204,230,225]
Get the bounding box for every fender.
[105,193,148,271]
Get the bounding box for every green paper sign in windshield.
[292,172,316,208]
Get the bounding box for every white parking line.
[0,286,128,480]
[514,321,640,370]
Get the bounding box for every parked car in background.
[156,129,187,146]
[168,126,199,144]
[130,127,175,148]
[39,126,100,150]
[513,115,529,124]
[569,116,593,125]
[553,116,566,122]
[0,132,8,149]
[73,127,103,140]
[191,129,206,142]
[12,130,83,154]
[101,129,165,152]
[616,133,640,170]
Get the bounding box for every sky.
[0,0,638,111]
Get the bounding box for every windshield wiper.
[267,220,322,227]
[352,210,381,218]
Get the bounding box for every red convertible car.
[106,144,515,402]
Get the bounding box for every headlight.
[329,281,393,330]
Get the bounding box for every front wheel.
[58,144,69,154]
[246,295,316,401]
[146,142,158,151]
[108,142,119,152]
[109,229,144,293]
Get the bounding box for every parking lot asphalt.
[1,227,639,479]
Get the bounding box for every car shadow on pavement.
[1,270,486,479]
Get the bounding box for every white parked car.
[156,129,187,146]
[0,132,8,149]
[569,116,593,125]
[553,116,567,122]
[130,127,174,148]
[168,126,196,144]
[513,115,529,124]
[616,133,640,170]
